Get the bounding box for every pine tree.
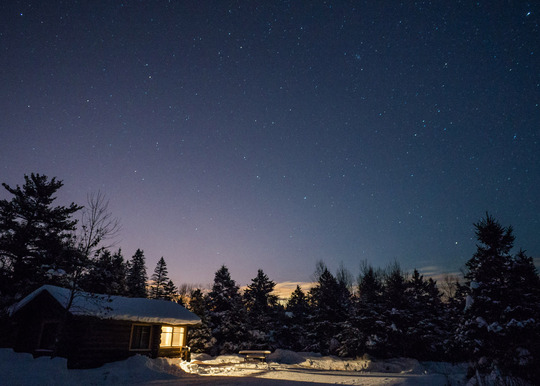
[0,174,82,308]
[306,265,351,354]
[358,263,383,305]
[207,265,247,355]
[81,249,111,294]
[285,285,310,351]
[338,262,385,358]
[83,249,128,295]
[243,269,279,349]
[378,263,410,358]
[444,277,468,362]
[384,262,408,309]
[244,269,278,315]
[187,288,213,353]
[109,249,128,295]
[149,257,171,300]
[126,249,147,297]
[457,214,540,382]
[404,269,446,360]
[163,279,178,302]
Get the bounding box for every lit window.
[130,325,151,350]
[161,326,173,346]
[160,326,185,347]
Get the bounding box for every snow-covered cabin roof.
[10,285,201,326]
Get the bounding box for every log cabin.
[8,285,201,368]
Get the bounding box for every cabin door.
[38,321,60,351]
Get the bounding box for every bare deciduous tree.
[55,191,120,358]
[336,261,354,293]
[77,191,121,259]
[438,273,461,301]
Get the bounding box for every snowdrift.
[0,348,468,385]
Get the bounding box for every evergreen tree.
[358,263,383,305]
[338,262,385,358]
[404,269,446,360]
[243,269,279,349]
[110,249,128,295]
[285,285,310,351]
[81,249,127,295]
[377,263,410,358]
[126,249,147,297]
[207,265,247,355]
[384,262,409,309]
[444,278,469,362]
[149,257,171,300]
[244,269,278,315]
[0,174,82,308]
[504,250,540,380]
[163,279,178,302]
[457,214,540,382]
[306,265,351,354]
[187,288,213,353]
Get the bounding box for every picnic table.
[238,350,272,362]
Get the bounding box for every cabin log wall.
[66,318,136,368]
[12,291,67,355]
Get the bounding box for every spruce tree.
[206,265,247,355]
[457,214,540,382]
[285,285,310,351]
[243,269,279,349]
[338,262,385,358]
[163,279,178,302]
[82,248,127,295]
[126,249,147,297]
[186,288,213,353]
[81,249,112,294]
[307,265,351,354]
[443,277,468,362]
[504,250,540,380]
[149,257,171,300]
[244,269,278,315]
[404,269,446,360]
[0,174,82,308]
[110,249,128,295]
[378,263,410,358]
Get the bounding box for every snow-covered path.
[150,368,452,385]
[0,349,466,385]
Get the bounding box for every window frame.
[159,326,185,348]
[129,324,153,351]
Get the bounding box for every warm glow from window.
[161,326,173,346]
[160,326,185,347]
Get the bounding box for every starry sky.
[1,1,539,289]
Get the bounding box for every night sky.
[1,1,539,289]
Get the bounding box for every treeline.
[189,262,448,358]
[1,174,540,383]
[0,174,186,308]
[189,215,540,383]
[66,248,182,301]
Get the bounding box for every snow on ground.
[0,348,467,385]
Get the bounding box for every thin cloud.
[417,266,463,283]
[274,281,315,301]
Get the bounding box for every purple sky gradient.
[1,1,538,288]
